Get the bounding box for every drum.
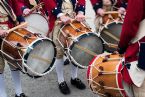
[58,21,104,68]
[1,28,56,77]
[87,53,134,97]
[99,12,123,52]
[24,13,49,36]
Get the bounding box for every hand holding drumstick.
[0,22,28,38]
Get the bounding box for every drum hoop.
[87,55,103,93]
[102,21,123,30]
[87,56,98,79]
[24,13,49,36]
[117,61,129,97]
[22,38,56,77]
[24,12,48,23]
[67,32,103,69]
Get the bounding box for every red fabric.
[87,56,97,79]
[0,0,24,28]
[90,0,100,5]
[41,0,58,33]
[119,0,145,50]
[77,0,85,6]
[121,65,133,85]
[90,0,128,13]
[8,0,24,16]
[41,0,85,33]
[119,0,145,63]
[0,21,13,28]
[18,0,30,7]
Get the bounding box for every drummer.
[42,0,86,95]
[118,0,145,96]
[90,0,128,31]
[0,0,27,97]
[19,0,49,17]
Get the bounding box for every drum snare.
[1,28,56,77]
[58,21,104,68]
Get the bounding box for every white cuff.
[78,11,84,15]
[57,13,64,18]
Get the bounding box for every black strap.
[137,42,145,70]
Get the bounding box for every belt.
[0,16,8,22]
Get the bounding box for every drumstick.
[8,22,28,33]
[30,54,51,64]
[104,11,119,14]
[23,2,44,17]
[107,43,118,49]
[56,17,91,25]
[56,19,75,24]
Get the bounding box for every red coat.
[0,0,25,27]
[119,0,145,63]
[118,0,145,84]
[90,0,128,13]
[41,0,86,33]
[8,0,24,18]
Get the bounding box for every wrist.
[57,13,64,19]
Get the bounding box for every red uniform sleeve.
[119,0,145,52]
[90,0,99,5]
[76,0,86,13]
[41,0,56,12]
[10,0,23,16]
[77,0,85,6]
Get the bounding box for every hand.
[59,15,72,24]
[117,46,126,55]
[118,7,126,15]
[0,30,8,38]
[75,12,85,22]
[23,8,31,15]
[97,8,105,16]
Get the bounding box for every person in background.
[118,0,145,96]
[90,0,128,31]
[0,0,27,97]
[41,0,86,95]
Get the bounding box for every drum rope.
[103,86,124,90]
[88,79,125,95]
[13,31,37,39]
[88,79,109,97]
[0,50,17,60]
[6,61,18,69]
[2,39,17,48]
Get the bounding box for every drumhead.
[23,38,56,77]
[68,32,104,69]
[25,13,49,36]
[100,22,122,52]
